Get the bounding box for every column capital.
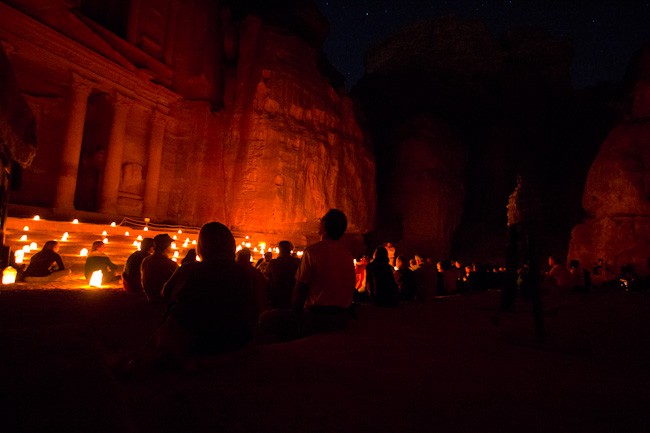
[112,92,134,110]
[70,72,94,95]
[151,107,170,127]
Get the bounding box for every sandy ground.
[1,284,649,433]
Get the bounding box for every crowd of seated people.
[18,210,648,372]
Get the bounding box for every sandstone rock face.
[387,116,466,257]
[355,16,578,262]
[569,47,650,276]
[0,0,375,244]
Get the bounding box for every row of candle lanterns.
[3,216,304,285]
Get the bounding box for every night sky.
[314,0,650,89]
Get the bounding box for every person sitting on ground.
[156,222,254,357]
[122,237,154,292]
[543,255,572,292]
[568,259,591,293]
[394,255,416,300]
[264,240,301,309]
[141,234,178,303]
[438,259,459,295]
[366,246,399,307]
[236,247,268,321]
[259,209,356,340]
[413,253,437,300]
[84,240,120,283]
[255,251,273,276]
[22,240,71,282]
[180,248,197,265]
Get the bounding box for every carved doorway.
[74,92,111,211]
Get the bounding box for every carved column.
[53,73,93,210]
[142,109,168,217]
[98,93,132,214]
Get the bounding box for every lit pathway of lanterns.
[0,216,303,289]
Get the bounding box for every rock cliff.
[569,46,650,277]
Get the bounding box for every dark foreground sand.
[1,286,649,433]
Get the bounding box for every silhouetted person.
[265,240,301,309]
[122,237,154,292]
[156,222,253,357]
[141,234,177,302]
[366,246,399,307]
[236,247,268,321]
[180,249,197,265]
[394,255,416,300]
[23,240,71,282]
[84,240,119,283]
[256,251,273,275]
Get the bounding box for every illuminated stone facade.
[0,0,375,243]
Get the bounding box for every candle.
[20,234,27,241]
[14,250,24,264]
[23,225,29,231]
[2,266,17,284]
[110,222,116,227]
[33,215,40,221]
[72,219,79,224]
[80,248,88,256]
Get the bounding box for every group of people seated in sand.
[16,209,647,364]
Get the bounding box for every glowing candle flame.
[172,235,177,240]
[297,251,303,257]
[173,251,179,258]
[178,229,182,234]
[192,240,197,245]
[61,232,68,241]
[102,238,108,244]
[20,234,27,241]
[110,222,116,227]
[253,247,258,252]
[143,227,148,232]
[245,242,251,248]
[124,231,130,236]
[245,235,250,240]
[137,235,143,241]
[80,248,88,256]
[2,266,17,284]
[72,219,79,224]
[23,226,29,231]
[14,250,24,264]
[89,270,103,287]
[172,258,177,262]
[33,215,40,221]
[102,230,107,236]
[22,245,30,253]
[29,242,37,250]
[171,242,177,250]
[236,245,242,252]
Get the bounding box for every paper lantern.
[89,270,103,287]
[2,266,17,284]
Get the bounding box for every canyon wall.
[569,46,650,277]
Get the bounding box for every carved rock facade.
[0,0,375,243]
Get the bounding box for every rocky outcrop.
[0,0,375,243]
[569,46,650,276]
[355,15,578,261]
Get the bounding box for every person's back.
[366,247,399,307]
[171,259,252,352]
[265,241,301,309]
[24,248,63,278]
[84,241,119,282]
[394,255,416,300]
[160,222,253,355]
[236,248,269,320]
[122,238,153,292]
[298,238,355,309]
[141,234,177,302]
